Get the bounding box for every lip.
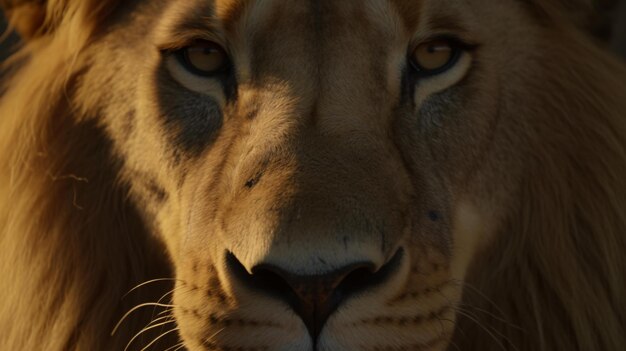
[225,248,405,346]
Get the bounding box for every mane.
[0,4,172,349]
[454,14,626,351]
[0,1,625,350]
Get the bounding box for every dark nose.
[226,250,403,341]
[252,261,374,340]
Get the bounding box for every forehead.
[214,0,408,32]
[161,0,474,43]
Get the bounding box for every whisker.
[123,278,182,299]
[435,281,518,351]
[203,327,227,347]
[157,308,174,317]
[146,289,176,331]
[145,315,175,327]
[439,317,464,338]
[449,279,512,324]
[144,284,200,345]
[112,303,176,336]
[140,328,180,351]
[138,311,177,350]
[149,284,193,324]
[433,316,461,351]
[125,320,177,351]
[453,309,512,351]
[458,303,523,331]
[163,341,185,351]
[445,337,462,351]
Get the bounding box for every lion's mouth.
[219,249,404,348]
[172,243,459,351]
[226,248,405,342]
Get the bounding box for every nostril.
[225,249,404,341]
[338,249,404,295]
[250,261,376,341]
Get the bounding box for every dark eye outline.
[173,40,232,77]
[408,36,472,78]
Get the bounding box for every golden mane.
[453,14,626,350]
[0,0,625,350]
[0,1,173,349]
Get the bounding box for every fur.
[1,0,625,350]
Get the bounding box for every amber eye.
[177,40,230,76]
[410,39,462,76]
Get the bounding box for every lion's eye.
[410,39,462,76]
[177,40,230,76]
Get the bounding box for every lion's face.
[77,0,537,349]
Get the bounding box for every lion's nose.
[251,261,374,340]
[226,250,403,340]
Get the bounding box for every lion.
[1,0,625,350]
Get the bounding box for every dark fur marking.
[222,66,239,103]
[125,170,169,204]
[146,179,167,203]
[155,66,225,155]
[119,108,137,142]
[393,281,451,302]
[206,313,279,328]
[203,339,269,351]
[244,170,263,189]
[170,148,183,168]
[206,288,228,304]
[245,101,260,120]
[428,210,440,221]
[400,67,417,110]
[357,305,451,326]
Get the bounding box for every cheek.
[450,200,492,282]
[395,75,501,282]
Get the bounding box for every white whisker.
[125,320,177,351]
[123,278,182,299]
[163,341,185,351]
[112,303,176,336]
[140,328,180,351]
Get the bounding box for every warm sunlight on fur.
[1,0,625,350]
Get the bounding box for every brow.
[389,0,423,30]
[389,0,472,37]
[160,0,470,50]
[157,0,255,50]
[215,0,253,32]
[423,11,472,37]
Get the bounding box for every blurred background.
[1,2,626,62]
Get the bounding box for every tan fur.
[1,0,625,350]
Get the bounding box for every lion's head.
[1,0,625,350]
